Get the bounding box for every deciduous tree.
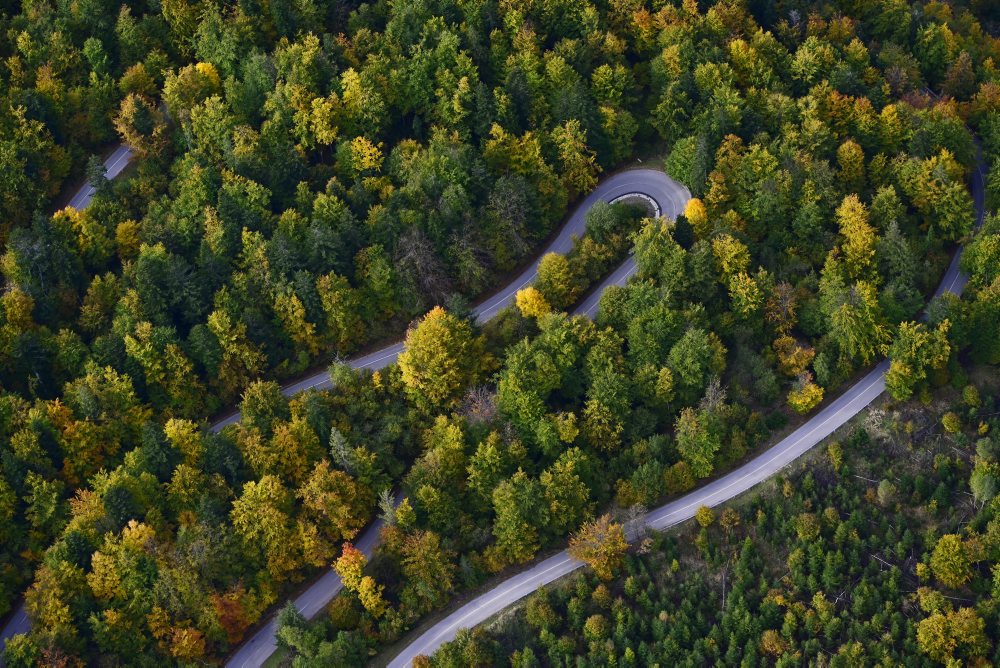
[516,287,551,319]
[551,119,600,200]
[207,310,267,402]
[399,307,484,409]
[334,543,366,591]
[930,534,973,589]
[568,514,628,580]
[836,195,877,279]
[231,475,302,580]
[400,530,456,614]
[298,460,372,543]
[535,253,582,310]
[787,373,824,414]
[675,407,720,479]
[540,448,594,537]
[491,470,547,567]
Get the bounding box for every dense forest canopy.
[0,0,999,665]
[427,382,1000,667]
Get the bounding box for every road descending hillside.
[0,141,688,666]
[210,168,686,430]
[225,168,690,667]
[2,141,984,668]
[383,154,986,667]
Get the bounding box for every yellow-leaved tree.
[398,306,485,408]
[568,514,628,580]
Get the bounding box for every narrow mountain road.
[386,361,890,667]
[0,140,687,666]
[3,140,984,668]
[385,155,987,667]
[210,168,688,431]
[224,169,690,667]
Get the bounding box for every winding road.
[0,139,984,668]
[224,169,690,667]
[211,169,683,431]
[0,143,690,664]
[386,155,988,666]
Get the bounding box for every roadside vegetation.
[1,0,1000,665]
[426,371,1000,667]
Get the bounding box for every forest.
[1,0,1000,665]
[425,377,1000,667]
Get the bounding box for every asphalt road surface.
[2,143,984,668]
[0,144,687,666]
[224,168,690,667]
[211,168,689,432]
[385,154,987,667]
[66,145,134,210]
[385,360,890,668]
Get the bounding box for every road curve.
[1,136,984,668]
[0,138,688,665]
[386,157,987,666]
[211,168,689,432]
[0,145,136,661]
[385,361,890,667]
[224,170,690,667]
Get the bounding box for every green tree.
[551,119,601,200]
[885,320,951,401]
[163,62,222,125]
[114,94,168,157]
[836,195,876,280]
[535,253,582,310]
[239,380,290,436]
[491,470,547,567]
[355,245,399,319]
[675,407,721,479]
[632,219,688,293]
[667,329,727,405]
[316,272,363,351]
[820,263,890,366]
[969,462,998,505]
[540,448,594,538]
[0,105,70,229]
[400,530,456,614]
[297,460,372,543]
[231,475,302,580]
[917,607,988,663]
[467,432,524,504]
[124,322,206,415]
[484,124,567,226]
[930,534,973,589]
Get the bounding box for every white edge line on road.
[649,367,885,526]
[405,554,578,662]
[105,148,130,175]
[392,367,887,665]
